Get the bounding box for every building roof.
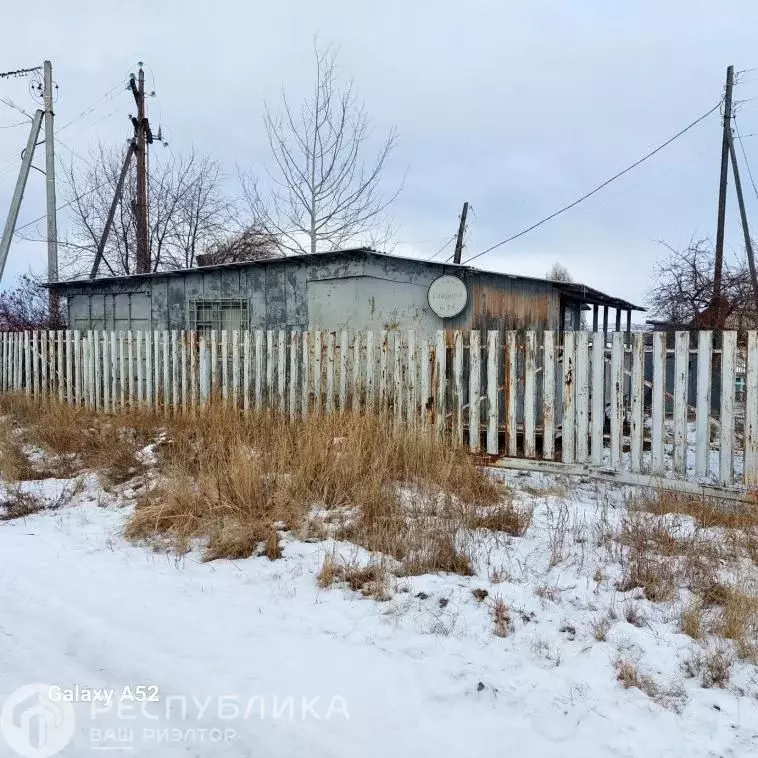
[45,247,645,311]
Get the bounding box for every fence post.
[609,331,624,468]
[171,330,179,414]
[351,331,361,412]
[255,330,263,410]
[673,331,689,476]
[221,330,229,406]
[40,330,48,399]
[435,330,446,439]
[289,330,298,420]
[720,331,737,486]
[326,331,335,415]
[562,331,576,464]
[651,331,666,474]
[24,331,31,397]
[181,331,188,412]
[365,331,375,412]
[300,331,309,417]
[339,329,348,413]
[243,330,250,413]
[393,331,403,424]
[31,330,39,399]
[278,329,286,414]
[379,330,389,412]
[145,331,153,410]
[523,331,536,458]
[543,331,555,460]
[745,331,758,486]
[486,331,499,455]
[189,332,196,411]
[695,331,713,478]
[313,330,322,413]
[406,330,416,426]
[199,335,210,407]
[420,336,430,428]
[453,331,463,446]
[232,330,240,409]
[590,332,604,466]
[135,331,143,406]
[94,330,102,410]
[127,331,135,407]
[469,330,481,451]
[505,332,517,457]
[575,332,589,463]
[630,332,645,473]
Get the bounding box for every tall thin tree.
[245,42,401,255]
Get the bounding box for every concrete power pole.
[727,130,758,312]
[453,201,469,264]
[712,65,734,322]
[131,63,150,273]
[0,111,44,280]
[43,60,59,317]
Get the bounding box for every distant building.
[47,248,643,338]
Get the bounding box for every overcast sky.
[0,1,756,310]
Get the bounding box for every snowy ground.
[1,469,758,757]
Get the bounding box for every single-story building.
[47,247,643,338]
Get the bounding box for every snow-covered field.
[2,465,757,758]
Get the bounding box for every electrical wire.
[462,100,723,266]
[734,117,758,201]
[426,235,456,261]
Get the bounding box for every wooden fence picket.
[673,331,689,476]
[469,330,481,451]
[651,331,666,475]
[562,331,575,464]
[523,331,536,459]
[696,330,713,478]
[720,331,737,486]
[543,331,555,460]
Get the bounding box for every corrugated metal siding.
[58,253,565,336]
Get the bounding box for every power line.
[734,117,758,201]
[11,175,118,237]
[462,100,723,266]
[426,235,456,261]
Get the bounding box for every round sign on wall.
[427,274,468,318]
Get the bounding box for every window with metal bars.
[187,298,250,335]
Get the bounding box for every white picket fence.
[0,328,755,488]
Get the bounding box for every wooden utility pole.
[43,61,59,317]
[727,130,758,311]
[130,63,150,273]
[712,65,734,320]
[453,201,469,264]
[90,141,137,279]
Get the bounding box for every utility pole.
[727,130,758,311]
[0,111,44,279]
[712,65,734,321]
[130,63,150,273]
[453,201,469,264]
[43,60,59,318]
[90,141,137,279]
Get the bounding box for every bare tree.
[545,262,573,282]
[197,226,280,266]
[646,239,754,327]
[0,274,64,330]
[244,42,401,255]
[59,144,247,277]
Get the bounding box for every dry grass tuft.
[0,397,153,483]
[468,501,532,536]
[623,601,647,628]
[615,658,687,711]
[492,598,512,637]
[683,642,735,688]
[317,554,390,600]
[591,616,611,641]
[680,601,704,639]
[631,489,758,530]
[124,407,502,569]
[0,488,46,520]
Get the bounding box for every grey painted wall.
[55,251,565,340]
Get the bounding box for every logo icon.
[1,684,75,758]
